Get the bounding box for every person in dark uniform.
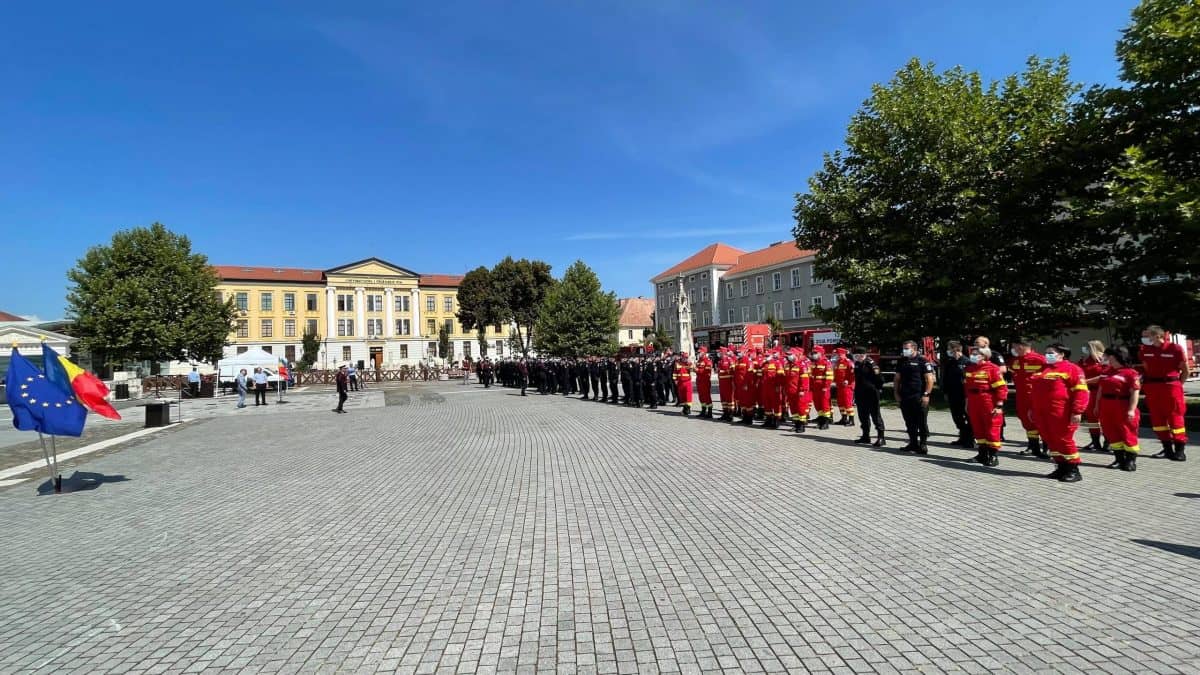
[631,356,644,407]
[558,359,571,395]
[893,340,935,454]
[852,347,886,447]
[643,357,659,409]
[578,358,591,400]
[941,340,974,447]
[517,358,528,395]
[587,357,601,401]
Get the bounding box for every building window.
[792,299,804,319]
[463,342,471,358]
[772,272,781,291]
[756,304,765,322]
[688,275,695,283]
[281,293,294,312]
[740,280,749,297]
[701,286,709,302]
[236,346,248,354]
[688,289,696,305]
[755,276,764,294]
[444,319,454,335]
[728,308,735,323]
[658,283,664,290]
[342,346,351,361]
[426,296,436,313]
[306,293,318,311]
[395,295,409,312]
[396,319,410,335]
[444,297,453,312]
[261,319,273,337]
[810,265,818,284]
[790,268,801,288]
[338,319,354,337]
[337,294,354,312]
[305,319,318,336]
[671,294,677,306]
[236,320,248,338]
[495,341,504,356]
[427,319,436,336]
[702,272,708,279]
[366,319,382,337]
[810,296,823,312]
[701,311,710,326]
[400,345,409,359]
[741,307,750,322]
[834,293,845,307]
[284,319,296,337]
[235,292,248,311]
[366,294,383,312]
[260,293,273,311]
[427,341,437,357]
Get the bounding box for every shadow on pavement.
[921,457,1048,479]
[1131,539,1200,561]
[1175,493,1200,499]
[37,471,130,496]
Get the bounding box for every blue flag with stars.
[5,348,87,437]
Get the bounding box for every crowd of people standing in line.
[485,324,1189,484]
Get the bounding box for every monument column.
[410,288,422,340]
[355,287,366,338]
[385,287,395,338]
[325,286,336,339]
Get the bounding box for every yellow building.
[215,258,505,368]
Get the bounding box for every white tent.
[216,348,281,383]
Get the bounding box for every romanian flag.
[42,343,121,420]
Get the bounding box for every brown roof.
[652,243,745,282]
[618,297,655,328]
[419,274,464,288]
[722,241,815,277]
[0,310,27,321]
[213,265,326,283]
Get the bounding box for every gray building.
[718,241,839,331]
[649,243,744,341]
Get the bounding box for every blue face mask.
[969,354,982,364]
[1045,353,1060,365]
[902,348,914,357]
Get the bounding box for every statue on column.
[675,274,693,358]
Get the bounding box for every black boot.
[872,433,885,448]
[986,448,999,467]
[1035,440,1050,459]
[796,420,807,433]
[817,416,830,431]
[1046,463,1067,479]
[915,443,928,455]
[1020,438,1037,456]
[1171,441,1187,461]
[855,433,871,444]
[846,415,855,427]
[1152,440,1172,458]
[836,414,847,425]
[740,412,754,426]
[1124,452,1137,472]
[973,444,988,465]
[1059,464,1082,482]
[1106,450,1124,469]
[681,405,690,416]
[1081,435,1099,452]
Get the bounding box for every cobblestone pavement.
[0,382,1197,674]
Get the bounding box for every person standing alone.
[235,368,248,409]
[893,340,934,454]
[253,367,268,406]
[333,365,349,413]
[187,366,201,398]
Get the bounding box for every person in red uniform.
[759,351,784,428]
[1076,340,1108,452]
[833,347,855,426]
[1030,344,1089,482]
[716,348,735,421]
[673,351,694,417]
[809,347,834,430]
[1139,324,1189,461]
[796,348,812,432]
[783,350,804,432]
[965,345,1008,466]
[1010,338,1048,457]
[1094,345,1142,472]
[736,348,756,425]
[695,347,714,419]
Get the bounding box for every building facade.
[616,297,655,347]
[719,241,838,331]
[649,243,744,343]
[215,258,503,368]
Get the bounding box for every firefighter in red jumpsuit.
[964,345,1008,466]
[673,351,694,417]
[736,348,756,425]
[1010,339,1048,457]
[1094,345,1142,472]
[809,346,834,430]
[1077,341,1107,452]
[695,347,714,419]
[758,351,783,428]
[833,347,855,426]
[716,348,735,421]
[1030,344,1089,482]
[1139,324,1189,461]
[783,350,804,432]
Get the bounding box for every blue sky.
[2,1,1136,319]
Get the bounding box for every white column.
[325,286,336,339]
[385,287,395,337]
[355,287,366,338]
[410,288,421,339]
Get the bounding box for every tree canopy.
[457,257,554,356]
[534,261,619,357]
[66,223,235,365]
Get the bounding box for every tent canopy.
[217,348,280,381]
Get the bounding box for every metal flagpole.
[50,434,61,492]
[36,432,60,493]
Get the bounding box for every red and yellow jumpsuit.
[833,350,855,421]
[1139,342,1188,448]
[1012,352,1047,449]
[810,351,834,425]
[965,359,1007,452]
[673,359,694,413]
[1096,365,1141,461]
[749,352,764,417]
[759,358,782,424]
[736,353,756,419]
[1077,355,1105,447]
[716,352,735,419]
[1030,360,1089,468]
[695,353,713,416]
[797,353,812,425]
[784,358,802,428]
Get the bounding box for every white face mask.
[1011,348,1020,357]
[969,354,982,364]
[1141,337,1154,346]
[1045,353,1060,365]
[1081,346,1090,356]
[901,348,914,357]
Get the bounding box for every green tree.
[793,57,1097,346]
[534,261,620,357]
[437,323,451,361]
[765,313,784,340]
[477,326,489,356]
[642,328,674,353]
[297,329,322,371]
[66,222,235,365]
[492,257,554,355]
[456,266,504,333]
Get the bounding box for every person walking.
[333,365,349,413]
[852,347,886,447]
[1140,324,1189,461]
[187,366,201,398]
[253,367,269,406]
[893,340,934,454]
[1030,344,1089,482]
[1095,346,1142,471]
[235,368,248,409]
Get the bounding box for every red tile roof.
[652,243,745,282]
[722,241,815,277]
[419,274,464,288]
[213,265,326,283]
[618,297,655,328]
[0,310,27,321]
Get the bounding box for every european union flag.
[5,348,87,437]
